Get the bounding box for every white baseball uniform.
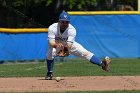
[47,23,94,60]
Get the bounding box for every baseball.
[55,77,61,82]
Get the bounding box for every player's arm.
[49,39,64,48]
[48,27,57,48]
[49,39,57,48]
[48,28,63,48]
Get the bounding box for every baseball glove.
[57,47,70,57]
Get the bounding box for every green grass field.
[0,58,140,77]
[0,58,140,93]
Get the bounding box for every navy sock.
[90,55,102,66]
[47,60,54,73]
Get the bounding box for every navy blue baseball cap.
[59,10,70,22]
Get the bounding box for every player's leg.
[45,47,56,80]
[70,43,102,66]
[45,46,62,80]
[46,60,54,80]
[69,42,111,71]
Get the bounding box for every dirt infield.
[0,76,140,92]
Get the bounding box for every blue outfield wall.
[71,14,139,58]
[0,14,140,60]
[0,33,48,60]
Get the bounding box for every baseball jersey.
[48,23,76,46]
[47,22,94,61]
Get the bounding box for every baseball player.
[45,10,111,80]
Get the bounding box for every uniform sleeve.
[48,26,55,40]
[67,29,76,44]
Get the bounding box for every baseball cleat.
[45,72,53,80]
[102,56,111,72]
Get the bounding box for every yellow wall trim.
[68,11,140,15]
[0,28,48,33]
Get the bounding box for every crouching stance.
[45,11,111,80]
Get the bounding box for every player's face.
[59,21,69,31]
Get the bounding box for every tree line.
[0,0,138,28]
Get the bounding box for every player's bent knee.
[82,51,93,60]
[83,51,90,56]
[46,54,53,60]
[46,55,55,60]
